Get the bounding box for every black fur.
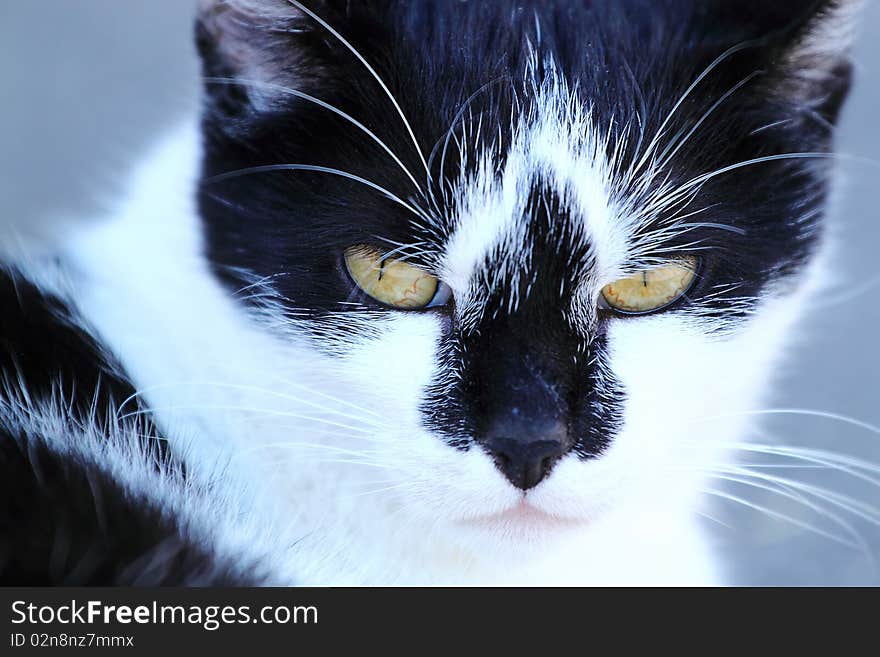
[0,430,253,586]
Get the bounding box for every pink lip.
[460,499,581,527]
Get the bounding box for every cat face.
[193,0,857,549]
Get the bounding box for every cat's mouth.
[457,499,586,530]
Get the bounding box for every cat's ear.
[195,0,332,112]
[764,0,864,124]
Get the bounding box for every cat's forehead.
[439,79,624,303]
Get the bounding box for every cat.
[0,0,866,585]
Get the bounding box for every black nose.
[470,336,576,490]
[484,436,569,490]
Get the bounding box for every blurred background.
[1,1,878,585]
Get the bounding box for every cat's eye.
[344,245,449,310]
[601,257,698,315]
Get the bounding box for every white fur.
[787,0,864,67]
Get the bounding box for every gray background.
[1,1,878,585]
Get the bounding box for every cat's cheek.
[595,315,748,500]
[590,293,813,513]
[605,313,761,425]
[331,313,442,420]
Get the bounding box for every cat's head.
[192,0,860,554]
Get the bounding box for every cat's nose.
[482,421,571,491]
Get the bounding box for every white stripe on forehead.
[439,80,632,311]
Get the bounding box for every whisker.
[718,467,880,526]
[653,152,878,217]
[749,118,795,135]
[203,76,425,195]
[707,472,871,556]
[701,488,861,550]
[676,152,837,192]
[809,272,880,311]
[301,457,399,470]
[345,481,422,500]
[286,0,430,175]
[696,509,736,530]
[230,440,384,463]
[202,163,427,221]
[427,76,511,196]
[263,378,386,420]
[687,408,880,438]
[115,381,385,424]
[655,71,762,172]
[254,421,389,444]
[118,405,378,435]
[633,39,761,174]
[700,441,880,489]
[230,272,290,297]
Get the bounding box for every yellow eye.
[344,245,440,309]
[601,257,698,314]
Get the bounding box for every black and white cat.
[0,0,866,585]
